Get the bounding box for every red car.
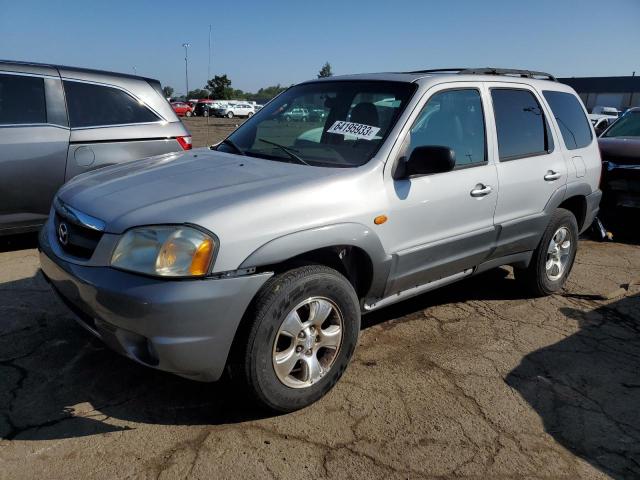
[170,101,193,117]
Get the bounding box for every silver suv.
[39,68,602,411]
[0,60,191,235]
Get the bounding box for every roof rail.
[406,67,557,82]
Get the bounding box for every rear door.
[62,78,185,180]
[0,68,70,231]
[486,83,567,258]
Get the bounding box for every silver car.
[0,60,191,235]
[39,68,602,411]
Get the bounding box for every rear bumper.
[39,226,272,382]
[601,162,640,209]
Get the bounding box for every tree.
[206,75,233,100]
[186,89,210,100]
[318,62,333,78]
[162,85,174,98]
[251,84,289,103]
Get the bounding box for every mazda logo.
[58,222,69,246]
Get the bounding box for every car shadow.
[506,293,640,480]
[1,267,521,441]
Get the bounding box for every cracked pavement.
[0,234,638,480]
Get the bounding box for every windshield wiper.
[257,138,310,166]
[216,138,246,155]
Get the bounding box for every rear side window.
[543,91,592,149]
[0,74,46,125]
[491,89,553,161]
[64,80,160,128]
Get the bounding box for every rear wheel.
[227,111,234,118]
[231,265,360,412]
[203,110,209,117]
[185,110,192,117]
[515,208,578,296]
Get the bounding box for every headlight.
[111,226,216,277]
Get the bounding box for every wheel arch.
[239,223,392,301]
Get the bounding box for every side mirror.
[399,145,456,178]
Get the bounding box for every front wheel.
[227,111,234,118]
[515,208,578,296]
[185,110,192,117]
[231,265,360,412]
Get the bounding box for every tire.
[203,110,209,117]
[185,110,192,117]
[227,111,234,118]
[247,112,254,118]
[230,265,360,412]
[515,208,579,296]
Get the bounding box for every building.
[558,76,640,114]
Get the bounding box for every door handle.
[544,170,561,181]
[470,184,492,197]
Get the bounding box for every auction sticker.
[326,121,380,140]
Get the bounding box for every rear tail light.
[176,135,193,150]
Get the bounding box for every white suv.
[213,103,255,118]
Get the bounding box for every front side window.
[0,74,46,125]
[409,89,486,167]
[602,110,640,137]
[543,91,592,149]
[491,89,554,161]
[64,80,160,128]
[219,81,416,167]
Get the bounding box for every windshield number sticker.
[326,121,380,140]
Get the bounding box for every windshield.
[217,81,416,167]
[603,111,640,137]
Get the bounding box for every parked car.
[589,114,617,136]
[170,101,193,117]
[193,100,215,117]
[282,106,310,121]
[40,68,601,411]
[0,60,191,236]
[212,103,255,118]
[598,107,640,209]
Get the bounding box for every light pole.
[182,43,191,99]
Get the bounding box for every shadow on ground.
[507,293,640,480]
[0,267,518,442]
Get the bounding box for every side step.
[363,268,473,312]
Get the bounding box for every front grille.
[54,213,103,259]
[53,199,105,260]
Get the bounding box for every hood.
[58,149,337,233]
[598,137,640,164]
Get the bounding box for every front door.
[383,84,498,296]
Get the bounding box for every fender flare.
[239,223,392,299]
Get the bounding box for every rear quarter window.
[542,91,592,149]
[64,80,160,128]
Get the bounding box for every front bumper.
[39,226,272,382]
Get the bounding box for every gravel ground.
[0,118,639,479]
[1,237,638,479]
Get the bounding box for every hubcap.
[546,227,572,281]
[272,297,344,389]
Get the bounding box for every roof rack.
[406,67,557,82]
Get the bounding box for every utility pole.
[208,25,212,98]
[182,42,191,98]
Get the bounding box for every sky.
[1,0,639,95]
